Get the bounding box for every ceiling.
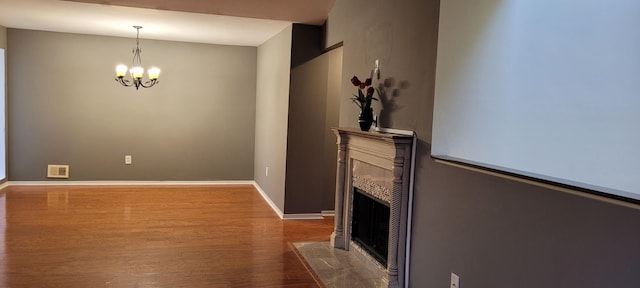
[0,0,335,46]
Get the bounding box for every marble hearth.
[331,128,414,288]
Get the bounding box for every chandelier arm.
[138,79,159,88]
[116,77,133,87]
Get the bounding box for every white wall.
[433,0,640,200]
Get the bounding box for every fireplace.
[352,187,390,267]
[331,128,414,288]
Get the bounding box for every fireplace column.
[388,151,407,288]
[331,130,347,249]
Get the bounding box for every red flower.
[349,74,378,110]
[351,76,361,87]
[352,76,372,89]
[366,87,374,97]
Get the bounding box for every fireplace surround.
[331,128,414,288]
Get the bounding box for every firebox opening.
[351,187,390,267]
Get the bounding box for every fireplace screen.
[351,187,390,267]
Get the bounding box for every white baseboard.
[282,213,323,220]
[251,182,329,220]
[6,180,254,186]
[321,210,335,217]
[251,181,285,219]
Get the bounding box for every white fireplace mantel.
[331,127,414,288]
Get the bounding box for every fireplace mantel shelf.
[332,127,414,141]
[331,127,415,288]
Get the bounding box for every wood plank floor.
[0,185,334,288]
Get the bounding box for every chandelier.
[115,26,160,90]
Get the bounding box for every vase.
[358,107,374,131]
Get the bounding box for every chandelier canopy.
[115,26,160,90]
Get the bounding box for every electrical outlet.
[125,155,132,165]
[265,166,269,177]
[451,273,460,288]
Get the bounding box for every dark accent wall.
[285,46,342,214]
[290,24,324,69]
[326,0,640,287]
[7,29,256,181]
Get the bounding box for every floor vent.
[47,165,69,179]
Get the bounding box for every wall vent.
[47,165,69,179]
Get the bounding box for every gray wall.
[254,25,292,212]
[326,0,640,287]
[7,29,256,181]
[0,26,6,49]
[284,46,342,214]
[255,24,341,215]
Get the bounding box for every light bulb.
[116,64,128,77]
[148,67,160,80]
[130,66,144,79]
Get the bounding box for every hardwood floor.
[0,185,334,288]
